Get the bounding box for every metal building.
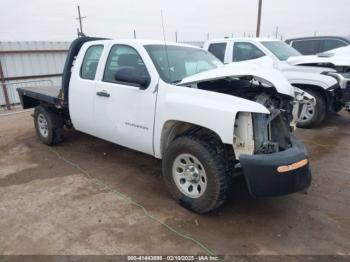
[0,41,70,109]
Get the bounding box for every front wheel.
[297,89,326,128]
[162,135,231,213]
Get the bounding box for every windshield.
[261,41,301,61]
[144,45,222,83]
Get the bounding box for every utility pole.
[207,32,210,40]
[175,31,178,42]
[275,26,279,39]
[76,5,86,36]
[133,29,137,39]
[256,0,262,37]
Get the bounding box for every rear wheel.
[297,89,326,128]
[162,135,231,213]
[34,106,63,146]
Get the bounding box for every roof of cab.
[206,37,281,43]
[88,38,201,48]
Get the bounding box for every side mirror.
[114,67,150,89]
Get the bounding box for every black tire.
[297,89,326,128]
[34,105,63,146]
[162,135,231,214]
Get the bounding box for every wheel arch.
[158,120,224,159]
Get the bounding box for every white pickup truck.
[17,37,311,213]
[203,38,350,127]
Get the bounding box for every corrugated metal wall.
[0,41,70,107]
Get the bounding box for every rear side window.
[320,39,347,53]
[291,40,319,55]
[80,45,104,80]
[208,43,227,62]
[233,42,265,62]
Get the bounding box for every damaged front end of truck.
[179,65,312,197]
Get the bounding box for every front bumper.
[239,136,311,197]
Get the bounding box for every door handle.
[96,90,110,97]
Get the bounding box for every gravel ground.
[0,110,349,258]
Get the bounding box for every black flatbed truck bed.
[17,85,65,109]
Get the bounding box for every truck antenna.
[161,10,172,82]
[76,5,86,37]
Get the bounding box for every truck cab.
[17,37,311,213]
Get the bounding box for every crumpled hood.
[287,54,350,67]
[179,63,295,97]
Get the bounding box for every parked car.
[285,36,350,55]
[204,38,350,127]
[322,45,350,57]
[17,37,311,213]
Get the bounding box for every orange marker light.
[277,159,308,173]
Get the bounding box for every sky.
[0,0,349,42]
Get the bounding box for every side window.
[103,45,149,85]
[320,39,347,53]
[208,43,227,62]
[80,45,103,80]
[233,42,265,62]
[291,40,319,55]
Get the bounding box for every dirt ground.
[0,110,349,257]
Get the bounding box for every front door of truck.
[93,44,158,155]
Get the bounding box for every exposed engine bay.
[195,76,296,158]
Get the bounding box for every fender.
[153,81,270,158]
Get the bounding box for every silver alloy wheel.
[172,153,207,198]
[298,101,315,123]
[37,113,49,138]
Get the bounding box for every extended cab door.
[93,42,158,155]
[69,42,105,135]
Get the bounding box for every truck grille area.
[252,112,292,154]
[252,93,293,154]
